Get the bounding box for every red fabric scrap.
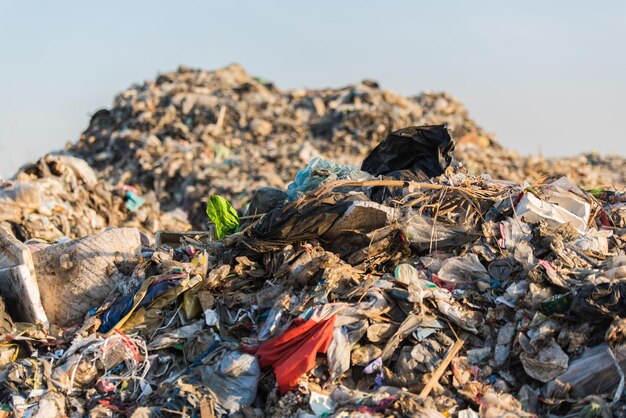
[599,210,611,228]
[247,315,335,393]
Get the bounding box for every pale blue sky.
[1,1,625,176]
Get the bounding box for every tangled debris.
[2,122,626,417]
[0,154,190,242]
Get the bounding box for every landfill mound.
[68,64,626,230]
[68,64,495,231]
[2,123,626,417]
[2,64,625,243]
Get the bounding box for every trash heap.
[455,144,626,189]
[68,64,626,230]
[68,64,495,230]
[0,154,191,241]
[3,64,626,242]
[2,125,626,417]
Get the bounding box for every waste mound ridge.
[3,64,625,242]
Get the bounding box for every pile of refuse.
[0,154,190,242]
[456,145,626,189]
[68,64,496,230]
[2,64,626,242]
[2,124,626,417]
[68,64,626,230]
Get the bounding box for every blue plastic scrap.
[125,191,145,212]
[286,157,370,201]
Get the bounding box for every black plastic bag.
[361,125,455,178]
[571,281,626,321]
[241,192,409,269]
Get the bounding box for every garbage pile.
[68,64,496,230]
[0,154,190,241]
[2,125,626,417]
[68,64,626,230]
[455,144,626,189]
[3,64,626,242]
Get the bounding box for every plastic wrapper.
[516,177,591,234]
[546,343,626,398]
[520,339,569,382]
[286,157,369,202]
[199,351,260,415]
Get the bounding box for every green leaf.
[206,195,239,239]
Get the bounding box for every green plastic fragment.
[540,293,572,315]
[206,195,240,239]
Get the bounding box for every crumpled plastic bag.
[327,326,350,381]
[573,228,613,254]
[206,195,239,239]
[245,192,369,246]
[479,390,536,418]
[361,125,455,178]
[546,343,626,399]
[520,339,569,382]
[516,177,591,235]
[436,299,483,333]
[98,265,192,333]
[403,213,468,252]
[286,157,369,202]
[571,279,626,320]
[246,315,335,393]
[436,253,490,286]
[27,391,68,418]
[498,217,532,249]
[243,192,409,268]
[199,351,260,415]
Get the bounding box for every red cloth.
[248,315,336,393]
